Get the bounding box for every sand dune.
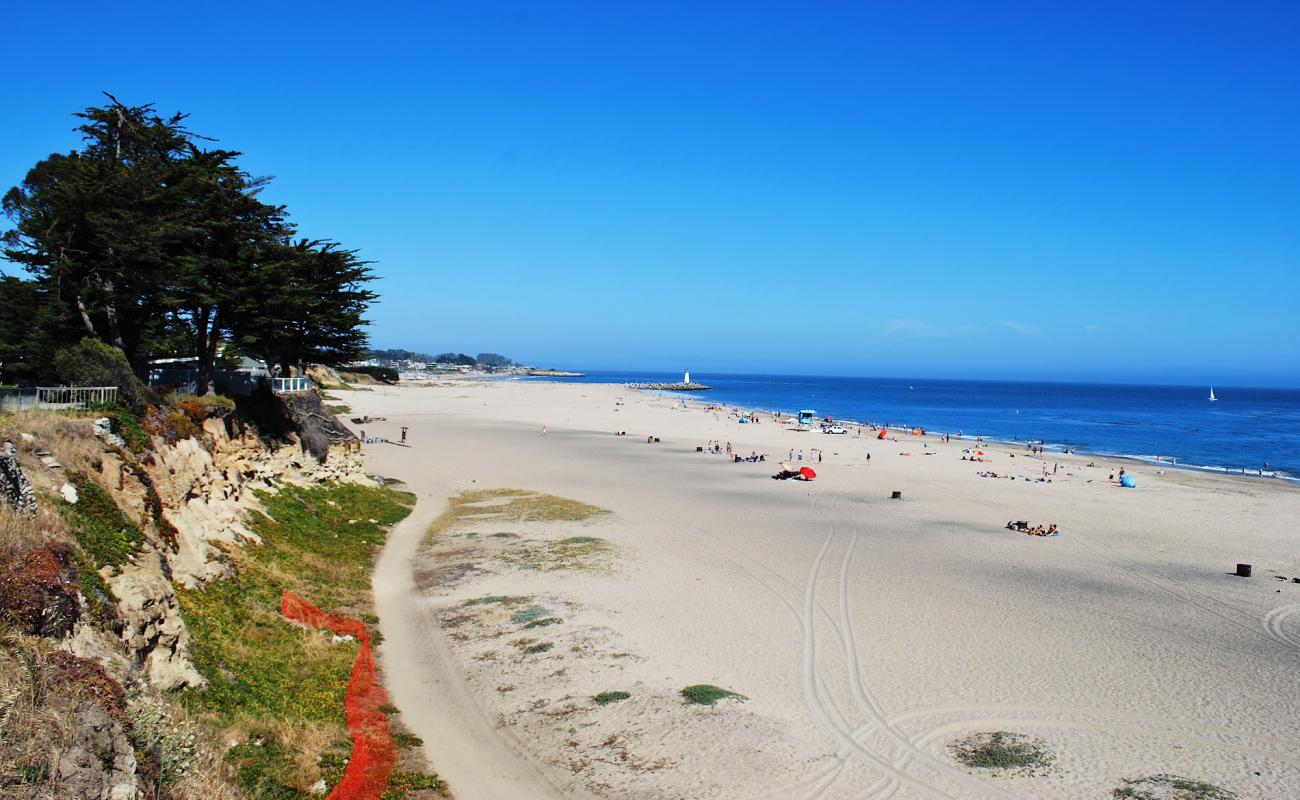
[346,380,1300,799]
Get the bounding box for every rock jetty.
[628,382,711,391]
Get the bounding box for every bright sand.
[340,380,1300,800]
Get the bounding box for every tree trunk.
[200,308,222,396]
[94,275,126,352]
[74,293,98,338]
[194,306,212,396]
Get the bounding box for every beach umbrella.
[800,467,817,480]
[780,461,798,471]
[877,430,888,439]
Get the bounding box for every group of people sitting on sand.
[772,468,811,480]
[1005,520,1060,537]
[698,440,767,462]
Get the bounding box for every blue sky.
[4,2,1298,386]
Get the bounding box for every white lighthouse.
[684,370,691,385]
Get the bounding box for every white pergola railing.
[35,386,119,407]
[271,377,313,394]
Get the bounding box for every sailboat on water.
[1209,386,1217,402]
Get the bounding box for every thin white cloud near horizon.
[1001,320,1041,336]
[879,320,985,338]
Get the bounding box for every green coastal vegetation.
[948,730,1055,775]
[1113,775,1239,800]
[679,684,747,706]
[177,481,447,798]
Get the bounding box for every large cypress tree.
[167,146,289,394]
[2,95,379,394]
[2,97,191,361]
[229,239,378,377]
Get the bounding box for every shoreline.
[520,377,1297,484]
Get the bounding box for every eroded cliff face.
[6,397,369,693]
[101,413,370,689]
[142,416,369,589]
[2,395,369,798]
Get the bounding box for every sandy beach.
[342,379,1300,800]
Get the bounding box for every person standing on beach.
[542,426,548,436]
[400,426,408,444]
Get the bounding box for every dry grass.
[4,412,108,479]
[426,489,610,570]
[277,718,344,792]
[443,489,608,526]
[497,536,612,572]
[0,631,66,791]
[0,504,70,557]
[0,631,231,798]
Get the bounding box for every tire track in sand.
[808,485,1029,800]
[1263,603,1300,650]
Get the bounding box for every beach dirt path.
[371,470,579,799]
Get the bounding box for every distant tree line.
[0,95,377,393]
[365,349,514,367]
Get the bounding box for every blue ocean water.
[523,372,1300,480]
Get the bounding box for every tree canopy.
[1,95,377,392]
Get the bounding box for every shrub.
[176,394,235,424]
[387,770,446,795]
[1113,774,1239,800]
[90,404,153,453]
[510,606,553,625]
[126,682,199,787]
[593,691,630,706]
[523,617,562,629]
[522,642,553,654]
[949,731,1055,773]
[0,543,80,637]
[142,406,199,445]
[680,684,746,706]
[52,338,146,408]
[463,595,528,607]
[391,731,423,749]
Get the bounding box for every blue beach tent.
[1120,474,1137,488]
